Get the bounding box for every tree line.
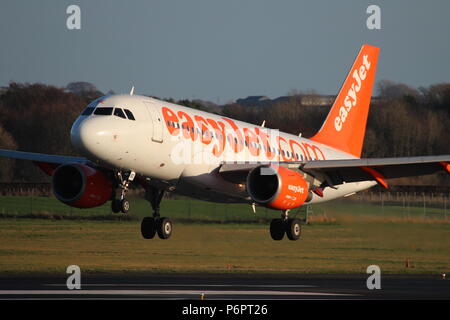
[0,81,448,184]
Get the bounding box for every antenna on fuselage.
[129,86,135,96]
[261,120,266,127]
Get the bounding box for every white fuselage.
[70,94,376,206]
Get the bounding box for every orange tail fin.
[311,44,379,158]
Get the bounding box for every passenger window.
[81,107,95,116]
[124,109,135,120]
[94,107,113,115]
[114,108,127,119]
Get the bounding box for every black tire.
[157,217,172,240]
[120,199,130,213]
[270,219,285,240]
[286,218,301,241]
[111,200,121,213]
[141,217,156,239]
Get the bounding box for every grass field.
[0,218,449,275]
[0,196,449,275]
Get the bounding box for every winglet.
[311,44,379,158]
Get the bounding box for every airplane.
[0,44,448,241]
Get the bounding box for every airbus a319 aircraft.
[1,44,448,241]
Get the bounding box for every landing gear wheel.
[141,217,156,239]
[157,217,173,239]
[270,219,285,240]
[111,200,121,213]
[286,218,301,241]
[120,199,130,213]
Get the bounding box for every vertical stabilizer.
[311,44,379,158]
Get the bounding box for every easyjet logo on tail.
[334,54,371,132]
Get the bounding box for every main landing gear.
[270,210,301,241]
[141,187,172,240]
[111,171,135,214]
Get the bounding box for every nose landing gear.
[111,171,135,214]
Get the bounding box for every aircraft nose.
[71,117,113,160]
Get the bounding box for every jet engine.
[246,165,312,210]
[52,163,113,208]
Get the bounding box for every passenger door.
[143,101,163,143]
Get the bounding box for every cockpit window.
[94,107,113,115]
[114,108,126,119]
[124,109,135,120]
[81,107,95,116]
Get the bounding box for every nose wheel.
[112,198,130,214]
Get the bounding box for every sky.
[1,0,450,103]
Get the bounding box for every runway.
[0,273,448,299]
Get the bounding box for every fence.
[0,192,448,223]
[323,190,449,220]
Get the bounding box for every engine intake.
[246,165,311,210]
[52,163,113,208]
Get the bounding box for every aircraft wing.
[0,149,88,165]
[219,155,450,187]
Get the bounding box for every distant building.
[299,94,335,106]
[236,94,379,107]
[236,96,272,107]
[236,94,333,107]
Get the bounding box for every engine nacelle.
[52,163,113,208]
[246,165,311,210]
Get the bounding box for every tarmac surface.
[0,273,448,300]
